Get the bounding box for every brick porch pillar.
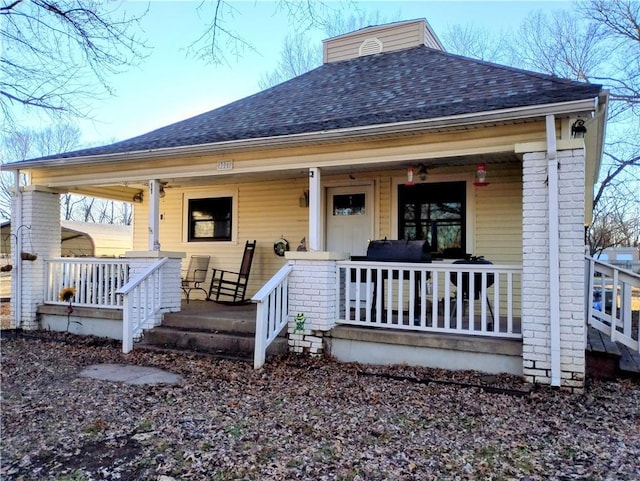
[285,251,349,355]
[11,186,61,329]
[522,148,586,390]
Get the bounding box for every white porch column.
[308,167,322,251]
[11,186,61,329]
[522,148,587,391]
[148,179,161,251]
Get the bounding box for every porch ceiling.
[81,151,522,193]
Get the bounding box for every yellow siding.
[473,163,523,264]
[324,20,426,63]
[130,162,524,300]
[132,178,310,298]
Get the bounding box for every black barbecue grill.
[450,256,495,321]
[350,239,432,314]
[352,239,432,263]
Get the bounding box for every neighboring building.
[596,246,640,273]
[4,19,618,389]
[1,220,132,259]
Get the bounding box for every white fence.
[336,261,522,339]
[586,257,640,353]
[252,264,292,369]
[118,258,169,353]
[45,258,129,309]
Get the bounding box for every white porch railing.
[586,256,640,353]
[118,258,169,353]
[252,264,293,369]
[336,261,522,339]
[45,258,130,309]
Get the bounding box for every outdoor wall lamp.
[133,191,144,203]
[406,164,428,186]
[473,163,490,187]
[299,189,309,208]
[416,163,428,181]
[571,119,587,138]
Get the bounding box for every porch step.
[586,327,640,379]
[137,325,289,360]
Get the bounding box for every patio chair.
[181,255,211,303]
[207,240,256,304]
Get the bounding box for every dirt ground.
[1,331,639,481]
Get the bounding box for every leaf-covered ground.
[1,331,639,481]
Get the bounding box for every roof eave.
[5,98,599,171]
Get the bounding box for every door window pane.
[333,193,365,216]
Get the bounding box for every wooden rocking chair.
[181,255,210,303]
[207,240,256,304]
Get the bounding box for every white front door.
[326,185,374,256]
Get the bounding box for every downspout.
[546,115,561,387]
[13,171,22,329]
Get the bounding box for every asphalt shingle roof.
[31,45,602,162]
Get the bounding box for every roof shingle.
[31,45,602,161]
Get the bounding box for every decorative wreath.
[273,238,290,257]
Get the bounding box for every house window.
[187,197,232,242]
[398,181,466,258]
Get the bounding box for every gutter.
[13,171,22,329]
[3,99,599,170]
[546,115,561,387]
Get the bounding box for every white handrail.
[252,263,293,369]
[117,258,169,353]
[586,256,640,353]
[336,260,523,338]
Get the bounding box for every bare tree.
[444,3,639,254]
[581,0,640,113]
[259,8,399,89]
[440,24,511,63]
[258,33,322,90]
[1,123,81,221]
[0,0,148,131]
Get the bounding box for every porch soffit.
[29,120,538,193]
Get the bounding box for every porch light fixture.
[406,166,415,186]
[159,183,166,198]
[571,119,587,138]
[416,163,428,181]
[473,164,490,187]
[132,191,144,203]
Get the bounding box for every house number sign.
[217,160,233,170]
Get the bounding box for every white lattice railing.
[45,258,130,309]
[336,261,522,339]
[586,256,640,353]
[252,264,293,369]
[118,258,169,353]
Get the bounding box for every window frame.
[183,190,238,244]
[391,173,475,257]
